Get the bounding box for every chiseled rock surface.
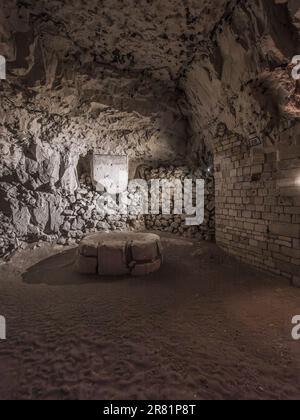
[1,0,229,82]
[183,0,300,153]
[0,0,299,282]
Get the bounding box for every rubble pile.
[0,163,215,260]
[143,166,215,240]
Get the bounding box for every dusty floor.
[0,234,299,400]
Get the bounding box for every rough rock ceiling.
[183,0,300,155]
[1,0,232,83]
[0,0,299,149]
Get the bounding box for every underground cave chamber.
[1,0,300,402]
[0,0,299,283]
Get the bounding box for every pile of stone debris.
[0,165,215,261]
[0,175,144,260]
[143,166,215,241]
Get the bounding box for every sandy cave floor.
[0,234,300,400]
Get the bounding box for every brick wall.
[214,132,300,286]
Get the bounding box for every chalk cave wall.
[183,0,300,283]
[0,0,216,258]
[1,0,299,284]
[0,64,192,256]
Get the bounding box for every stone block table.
[75,232,163,276]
